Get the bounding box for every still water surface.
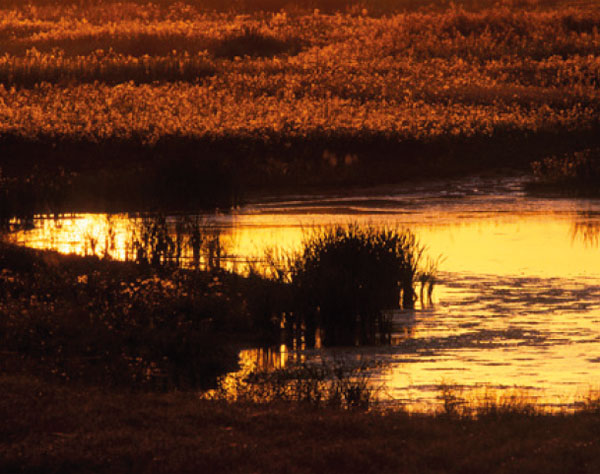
[12,176,600,410]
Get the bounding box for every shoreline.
[3,126,600,218]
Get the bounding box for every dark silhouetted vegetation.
[4,373,600,473]
[529,148,600,195]
[0,219,436,390]
[277,225,431,346]
[212,26,304,58]
[0,241,289,389]
[210,358,382,410]
[2,0,600,469]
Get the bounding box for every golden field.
[0,1,598,145]
[0,0,599,213]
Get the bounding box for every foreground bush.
[279,225,431,346]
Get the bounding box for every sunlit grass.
[1,0,599,211]
[0,4,598,141]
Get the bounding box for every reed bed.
[0,5,598,141]
[0,1,599,211]
[529,147,600,194]
[0,240,285,390]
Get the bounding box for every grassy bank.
[3,374,600,474]
[0,240,290,390]
[1,0,599,214]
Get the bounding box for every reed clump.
[266,225,434,346]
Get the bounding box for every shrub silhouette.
[289,225,424,346]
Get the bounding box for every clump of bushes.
[530,148,600,195]
[270,225,434,346]
[0,221,436,392]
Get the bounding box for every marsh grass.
[0,145,239,220]
[209,358,383,409]
[129,215,230,270]
[436,383,541,419]
[277,225,431,346]
[0,0,581,14]
[4,374,600,473]
[0,241,285,389]
[0,166,76,224]
[530,148,600,195]
[1,2,600,214]
[212,26,304,58]
[0,51,216,86]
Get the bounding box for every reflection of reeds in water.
[129,215,231,270]
[208,357,385,410]
[77,214,232,271]
[418,255,443,307]
[570,213,600,248]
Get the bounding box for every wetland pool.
[10,176,600,410]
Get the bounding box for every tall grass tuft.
[212,27,303,58]
[277,225,428,346]
[436,383,539,419]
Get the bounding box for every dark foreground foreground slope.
[3,374,600,474]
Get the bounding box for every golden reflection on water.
[10,202,600,410]
[227,215,600,278]
[11,214,136,261]
[11,211,600,277]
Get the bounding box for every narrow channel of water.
[10,176,600,410]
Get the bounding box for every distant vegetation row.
[0,1,599,213]
[0,0,581,15]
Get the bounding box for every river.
[10,175,600,410]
